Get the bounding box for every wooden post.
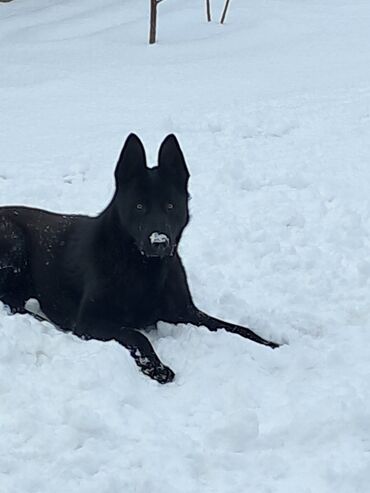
[149,0,165,44]
[149,0,158,44]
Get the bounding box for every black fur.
[0,134,279,383]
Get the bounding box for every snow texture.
[1,0,370,492]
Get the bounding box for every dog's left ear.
[158,134,190,188]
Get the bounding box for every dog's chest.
[108,261,169,326]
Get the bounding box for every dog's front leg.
[184,307,280,349]
[74,307,175,384]
[161,260,279,348]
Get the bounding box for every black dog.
[0,134,279,383]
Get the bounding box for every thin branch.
[220,0,231,24]
[205,0,212,22]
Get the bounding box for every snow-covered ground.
[1,0,370,491]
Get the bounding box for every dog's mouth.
[139,245,176,258]
[139,249,175,258]
[139,232,176,258]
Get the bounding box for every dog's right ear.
[158,134,189,189]
[115,134,147,185]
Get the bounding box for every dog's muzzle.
[141,232,173,258]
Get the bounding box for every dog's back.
[0,206,90,326]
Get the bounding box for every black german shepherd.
[0,134,279,383]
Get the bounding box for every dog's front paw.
[140,360,175,384]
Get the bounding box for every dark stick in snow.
[149,0,164,44]
[220,0,231,24]
[206,0,212,22]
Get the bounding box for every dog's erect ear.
[158,134,189,188]
[115,134,147,185]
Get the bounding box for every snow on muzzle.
[140,231,173,258]
[150,232,169,245]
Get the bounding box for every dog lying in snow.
[0,134,279,383]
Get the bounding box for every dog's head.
[113,134,190,258]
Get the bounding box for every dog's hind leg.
[0,219,30,313]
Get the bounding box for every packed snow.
[1,0,370,491]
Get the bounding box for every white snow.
[149,232,169,244]
[1,0,370,491]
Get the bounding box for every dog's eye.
[167,203,174,210]
[136,203,144,211]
